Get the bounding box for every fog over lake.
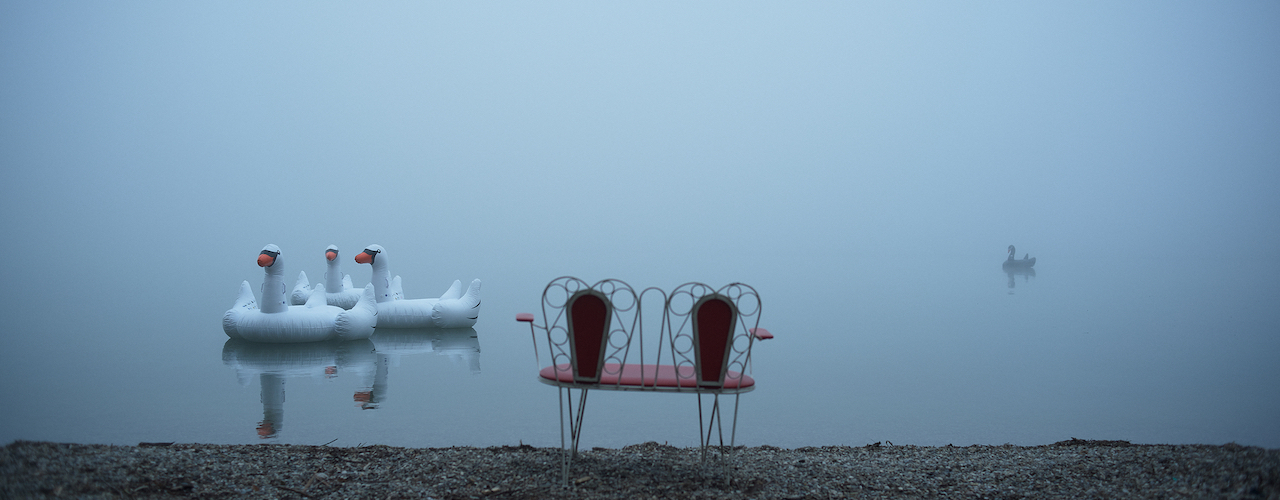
[2,2,1277,449]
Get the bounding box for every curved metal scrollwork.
[538,277,650,386]
[664,282,762,389]
[530,278,762,393]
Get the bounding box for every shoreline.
[3,439,1277,499]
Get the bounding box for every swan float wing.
[290,271,312,305]
[390,275,404,301]
[305,283,329,308]
[222,281,259,339]
[335,285,377,340]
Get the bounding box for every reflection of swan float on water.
[360,328,482,409]
[354,244,481,329]
[223,244,378,343]
[291,245,364,310]
[1005,264,1036,289]
[221,329,481,432]
[221,338,376,439]
[373,328,482,374]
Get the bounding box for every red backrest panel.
[694,297,734,386]
[569,293,609,381]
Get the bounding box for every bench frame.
[517,277,772,485]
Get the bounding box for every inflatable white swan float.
[354,244,481,329]
[290,245,364,309]
[223,244,378,343]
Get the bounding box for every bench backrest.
[667,282,761,389]
[536,277,761,390]
[538,277,642,385]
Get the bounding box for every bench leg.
[557,387,590,487]
[570,388,589,457]
[726,393,742,486]
[696,393,727,463]
[697,393,742,486]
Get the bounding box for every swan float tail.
[290,271,313,305]
[335,285,378,340]
[390,275,404,301]
[431,279,482,328]
[461,279,481,305]
[223,281,259,339]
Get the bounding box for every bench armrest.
[750,328,773,340]
[516,313,535,322]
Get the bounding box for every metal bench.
[517,277,773,484]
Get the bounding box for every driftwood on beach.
[2,439,1277,499]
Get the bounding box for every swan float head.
[355,244,395,303]
[355,244,384,265]
[322,244,355,300]
[259,244,282,268]
[255,244,289,313]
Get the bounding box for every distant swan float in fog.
[223,244,377,343]
[355,244,481,329]
[1003,245,1036,269]
[290,245,364,309]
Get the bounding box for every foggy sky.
[2,2,1278,323]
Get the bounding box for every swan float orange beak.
[355,250,375,264]
[257,252,277,267]
[326,250,338,261]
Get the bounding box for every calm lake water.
[2,249,1276,450]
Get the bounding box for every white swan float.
[223,244,378,343]
[289,245,364,309]
[354,244,481,329]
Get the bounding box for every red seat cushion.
[539,363,755,389]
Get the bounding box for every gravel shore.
[3,439,1277,499]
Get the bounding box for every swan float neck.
[324,244,344,291]
[355,244,395,303]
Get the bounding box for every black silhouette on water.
[1003,245,1037,291]
[1003,245,1036,269]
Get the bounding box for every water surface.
[1,250,1274,449]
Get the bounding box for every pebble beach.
[3,439,1277,499]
